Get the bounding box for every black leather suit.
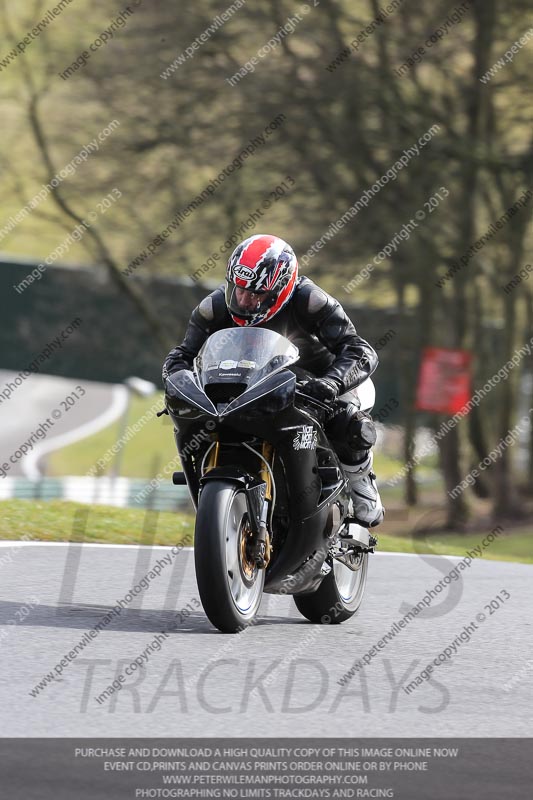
[162,276,378,393]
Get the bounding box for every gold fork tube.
[205,440,219,471]
[260,442,274,500]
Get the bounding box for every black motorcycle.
[165,327,376,633]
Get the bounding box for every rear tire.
[194,481,265,633]
[294,550,368,624]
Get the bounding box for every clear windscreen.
[194,328,299,390]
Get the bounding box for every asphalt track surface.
[1,542,531,737]
[0,370,124,478]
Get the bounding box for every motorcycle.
[164,327,377,633]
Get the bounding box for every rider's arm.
[294,279,378,394]
[162,287,227,383]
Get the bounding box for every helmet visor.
[225,281,276,321]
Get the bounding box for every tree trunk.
[468,405,491,498]
[441,0,496,528]
[491,287,523,518]
[527,291,533,491]
[437,427,469,530]
[27,93,171,352]
[467,285,491,497]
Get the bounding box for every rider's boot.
[340,450,384,529]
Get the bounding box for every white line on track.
[0,542,463,557]
[22,385,129,480]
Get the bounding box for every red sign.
[416,347,472,414]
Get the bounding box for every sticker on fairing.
[237,359,257,369]
[293,425,317,450]
[220,360,238,369]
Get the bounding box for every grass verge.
[46,392,176,478]
[0,500,194,546]
[0,500,531,563]
[45,396,414,483]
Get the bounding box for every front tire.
[194,481,265,633]
[294,550,368,624]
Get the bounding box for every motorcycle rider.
[162,234,384,528]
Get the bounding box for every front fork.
[255,442,273,568]
[204,437,274,569]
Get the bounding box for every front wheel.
[294,550,368,624]
[194,481,265,633]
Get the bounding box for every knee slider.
[354,412,377,449]
[327,405,376,451]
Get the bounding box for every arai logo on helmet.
[233,264,256,282]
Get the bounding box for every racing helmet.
[225,234,298,326]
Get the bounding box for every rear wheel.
[294,549,368,624]
[194,481,265,633]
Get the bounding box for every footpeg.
[339,523,377,553]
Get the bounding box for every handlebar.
[295,383,337,421]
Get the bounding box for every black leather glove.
[303,377,343,403]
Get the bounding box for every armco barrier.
[0,476,192,512]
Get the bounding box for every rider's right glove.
[303,377,342,403]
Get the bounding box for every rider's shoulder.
[293,275,334,316]
[196,284,227,322]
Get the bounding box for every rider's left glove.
[304,377,343,403]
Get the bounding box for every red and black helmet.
[225,234,298,326]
